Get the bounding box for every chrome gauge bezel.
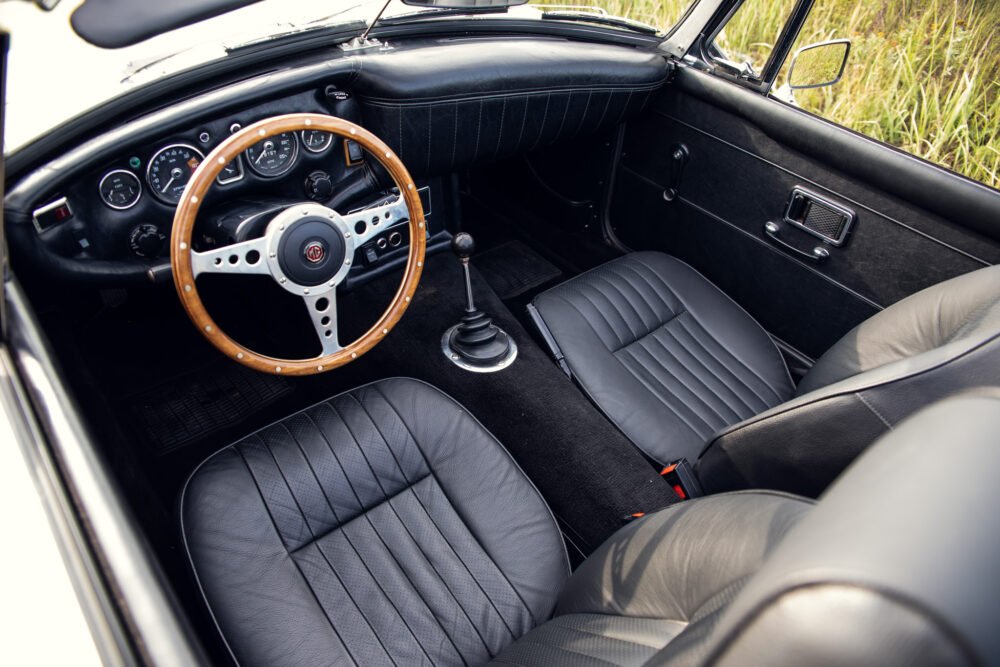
[147,143,206,205]
[245,131,300,178]
[216,154,245,186]
[300,129,334,154]
[98,169,143,211]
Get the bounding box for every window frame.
[694,0,814,94]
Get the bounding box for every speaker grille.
[802,201,848,241]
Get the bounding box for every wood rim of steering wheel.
[170,113,426,376]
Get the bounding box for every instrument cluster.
[97,129,336,211]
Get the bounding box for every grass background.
[554,0,1000,189]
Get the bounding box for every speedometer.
[245,132,299,177]
[147,144,205,205]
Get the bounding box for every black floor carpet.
[332,252,679,555]
[473,240,562,299]
[122,360,293,455]
[57,248,679,564]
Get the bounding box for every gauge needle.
[255,150,269,165]
[161,176,176,193]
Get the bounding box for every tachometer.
[147,144,205,205]
[245,132,299,177]
[99,169,142,210]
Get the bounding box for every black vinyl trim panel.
[673,66,1000,241]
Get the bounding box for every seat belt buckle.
[660,459,703,500]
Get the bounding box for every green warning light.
[129,156,141,169]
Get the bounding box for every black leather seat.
[183,382,1000,665]
[181,378,569,666]
[531,252,1000,495]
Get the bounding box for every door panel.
[610,66,1000,359]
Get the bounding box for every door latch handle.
[764,222,830,263]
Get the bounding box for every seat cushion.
[180,377,569,667]
[488,491,813,666]
[532,252,794,464]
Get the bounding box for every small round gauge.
[245,132,299,177]
[147,144,205,205]
[99,169,142,210]
[300,129,334,154]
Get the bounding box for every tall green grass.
[547,0,1000,189]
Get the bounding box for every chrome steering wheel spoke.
[191,236,270,277]
[341,194,409,248]
[303,289,341,356]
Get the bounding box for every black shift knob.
[451,232,475,260]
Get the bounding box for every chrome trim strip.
[6,280,207,666]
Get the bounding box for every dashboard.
[5,37,669,287]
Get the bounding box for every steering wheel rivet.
[237,352,244,359]
[350,128,356,135]
[305,118,312,126]
[351,352,357,359]
[205,325,213,333]
[407,183,414,190]
[382,328,388,335]
[405,296,411,302]
[191,195,199,204]
[180,242,188,250]
[258,129,266,136]
[275,366,282,373]
[184,284,192,292]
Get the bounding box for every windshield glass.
[0,0,689,154]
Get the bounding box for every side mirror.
[788,39,851,89]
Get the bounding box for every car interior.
[4,2,1000,664]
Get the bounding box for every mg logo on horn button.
[304,241,325,264]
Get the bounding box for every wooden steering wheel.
[170,113,426,375]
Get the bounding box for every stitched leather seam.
[494,97,507,161]
[403,483,518,645]
[358,80,665,106]
[529,92,552,152]
[854,392,893,429]
[651,325,751,422]
[546,616,678,650]
[557,286,628,350]
[678,314,787,405]
[504,639,621,666]
[235,444,365,667]
[601,264,671,334]
[619,260,685,314]
[616,344,715,438]
[515,96,529,149]
[345,391,504,651]
[617,89,634,126]
[451,100,459,171]
[666,319,770,415]
[473,98,484,163]
[625,336,730,429]
[371,385,541,627]
[573,90,593,139]
[269,422,441,664]
[321,400,456,665]
[596,91,614,130]
[584,273,654,344]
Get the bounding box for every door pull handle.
[764,222,830,263]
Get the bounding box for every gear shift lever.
[442,233,518,372]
